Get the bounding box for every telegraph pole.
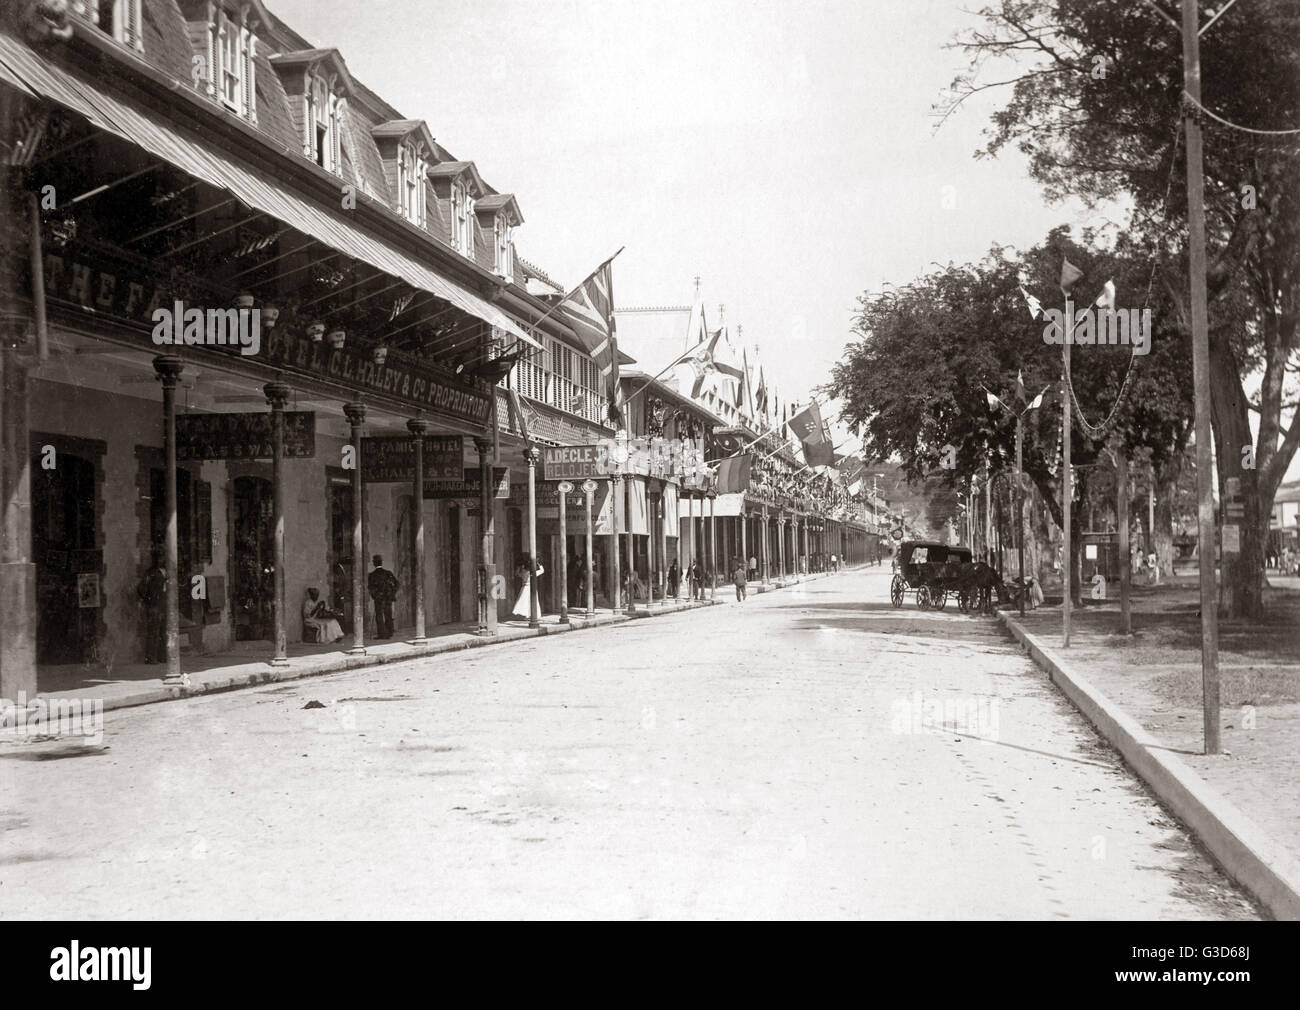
[1181,0,1221,754]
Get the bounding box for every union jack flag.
[558,253,623,426]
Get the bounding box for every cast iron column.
[408,417,429,643]
[526,445,540,629]
[264,382,291,666]
[475,436,496,636]
[344,402,366,655]
[154,357,187,686]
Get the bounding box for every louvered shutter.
[332,98,344,175]
[243,31,257,123]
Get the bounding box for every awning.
[0,29,540,349]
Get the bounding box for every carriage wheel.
[890,575,905,608]
[916,585,931,610]
[932,588,948,610]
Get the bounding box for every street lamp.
[987,385,1047,617]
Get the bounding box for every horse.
[956,562,1007,615]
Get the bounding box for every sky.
[265,0,1106,413]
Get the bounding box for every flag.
[735,349,751,411]
[1094,279,1115,309]
[713,454,752,494]
[788,401,827,445]
[755,367,769,415]
[713,428,744,457]
[686,329,723,397]
[557,253,623,425]
[507,386,530,444]
[986,390,1004,412]
[803,437,835,467]
[1015,369,1027,402]
[1059,257,1084,295]
[1020,287,1044,320]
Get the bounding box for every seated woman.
[303,587,344,643]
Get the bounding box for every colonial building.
[616,286,875,590]
[0,0,610,697]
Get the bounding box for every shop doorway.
[328,474,354,634]
[32,452,100,664]
[231,475,274,641]
[443,505,461,623]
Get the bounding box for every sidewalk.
[18,569,845,716]
[1000,575,1300,919]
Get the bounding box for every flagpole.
[524,247,625,341]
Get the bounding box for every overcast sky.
[269,0,1104,409]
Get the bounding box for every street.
[1,568,1258,920]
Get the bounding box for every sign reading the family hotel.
[361,436,464,483]
[176,412,316,460]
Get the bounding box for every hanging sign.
[360,435,464,483]
[176,411,315,460]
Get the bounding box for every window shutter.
[332,98,344,175]
[244,32,257,123]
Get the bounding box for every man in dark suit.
[367,555,399,639]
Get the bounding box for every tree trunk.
[1207,335,1265,618]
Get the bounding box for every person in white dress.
[512,555,543,620]
[302,588,344,643]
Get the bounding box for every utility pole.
[1117,448,1132,636]
[1017,416,1026,618]
[1181,0,1221,754]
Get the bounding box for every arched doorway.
[231,475,274,641]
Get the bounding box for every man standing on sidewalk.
[367,555,399,639]
[731,559,747,602]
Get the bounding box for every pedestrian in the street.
[748,554,757,581]
[688,558,702,600]
[831,552,838,572]
[667,559,680,599]
[136,549,167,663]
[1147,551,1158,585]
[732,559,747,601]
[367,554,399,639]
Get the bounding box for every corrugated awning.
[0,29,540,350]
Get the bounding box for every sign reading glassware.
[176,411,316,460]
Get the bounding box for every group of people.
[1267,547,1300,575]
[303,554,398,643]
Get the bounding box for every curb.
[33,571,844,717]
[999,610,1300,921]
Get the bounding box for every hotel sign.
[361,436,464,483]
[176,411,315,460]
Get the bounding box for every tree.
[944,0,1300,617]
[823,233,1194,603]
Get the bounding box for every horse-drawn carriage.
[889,541,1002,614]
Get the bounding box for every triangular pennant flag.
[1015,369,1027,401]
[986,390,1001,411]
[1059,257,1084,295]
[1020,287,1044,320]
[1094,279,1116,309]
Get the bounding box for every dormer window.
[186,3,257,122]
[86,1,143,51]
[452,183,473,256]
[397,142,427,227]
[307,75,343,173]
[493,215,513,282]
